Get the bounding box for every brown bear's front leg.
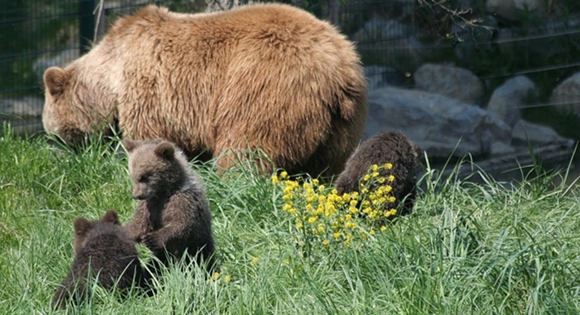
[141,231,162,252]
[124,207,150,242]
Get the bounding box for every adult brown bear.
[42,4,367,178]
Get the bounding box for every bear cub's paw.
[142,232,160,251]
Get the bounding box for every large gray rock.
[487,76,537,128]
[365,87,514,159]
[511,119,572,146]
[550,72,580,118]
[0,97,44,135]
[414,63,483,104]
[0,97,43,118]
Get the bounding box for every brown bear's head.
[73,210,120,254]
[42,65,118,147]
[123,139,190,200]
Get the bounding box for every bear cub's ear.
[154,141,175,160]
[101,210,120,225]
[122,139,140,152]
[43,67,68,98]
[73,217,92,237]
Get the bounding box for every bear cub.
[123,139,216,272]
[334,131,422,217]
[52,210,147,309]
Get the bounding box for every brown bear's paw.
[141,233,160,251]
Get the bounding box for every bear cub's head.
[123,139,190,200]
[73,209,121,254]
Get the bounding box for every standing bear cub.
[123,139,216,272]
[42,3,367,178]
[334,131,422,217]
[52,210,147,309]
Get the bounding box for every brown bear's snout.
[132,186,148,200]
[132,194,146,200]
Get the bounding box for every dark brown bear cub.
[52,210,147,309]
[334,131,422,217]
[123,139,216,272]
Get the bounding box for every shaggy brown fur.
[52,210,147,309]
[123,139,216,272]
[42,4,367,178]
[334,131,422,216]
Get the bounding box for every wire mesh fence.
[1,0,580,135]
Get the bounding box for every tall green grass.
[1,126,580,314]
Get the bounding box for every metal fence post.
[79,0,99,55]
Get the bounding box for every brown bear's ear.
[102,210,120,225]
[122,139,139,152]
[154,141,175,160]
[73,217,92,237]
[43,67,68,98]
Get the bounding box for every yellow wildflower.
[325,203,336,213]
[344,235,352,247]
[342,193,351,202]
